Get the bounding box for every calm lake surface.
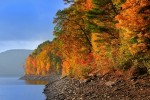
[0,77,47,100]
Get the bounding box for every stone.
[105,81,115,87]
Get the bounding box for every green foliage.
[93,0,111,7]
[87,22,108,33]
[87,8,105,19]
[86,0,118,34]
[94,39,105,43]
[129,37,138,44]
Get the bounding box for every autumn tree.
[115,0,150,70]
[85,0,125,72]
[25,41,52,76]
[53,0,97,78]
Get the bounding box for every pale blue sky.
[0,0,68,52]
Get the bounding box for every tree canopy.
[25,0,150,78]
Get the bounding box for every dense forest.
[25,0,150,79]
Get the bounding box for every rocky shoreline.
[44,73,150,100]
[20,73,61,83]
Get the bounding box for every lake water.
[0,77,47,100]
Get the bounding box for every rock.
[105,81,115,87]
[113,87,121,91]
[140,88,143,91]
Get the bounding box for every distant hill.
[0,49,33,77]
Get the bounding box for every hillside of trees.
[25,0,150,79]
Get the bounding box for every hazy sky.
[0,0,67,52]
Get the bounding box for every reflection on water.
[25,80,48,85]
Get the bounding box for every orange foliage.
[25,42,52,76]
[85,0,93,10]
[115,0,150,55]
[25,0,150,79]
